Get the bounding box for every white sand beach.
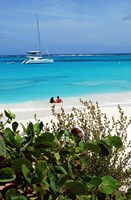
[0,92,131,141]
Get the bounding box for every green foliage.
[99,175,119,194]
[0,136,6,157]
[51,100,131,186]
[0,168,16,182]
[0,101,130,200]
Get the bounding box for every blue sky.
[1,0,131,55]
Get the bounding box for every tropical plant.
[51,100,131,186]
[0,100,130,200]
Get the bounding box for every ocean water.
[0,54,131,104]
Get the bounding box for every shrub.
[0,100,130,200]
[51,100,131,187]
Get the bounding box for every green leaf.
[11,158,32,173]
[4,110,15,120]
[11,196,27,200]
[77,195,92,200]
[79,140,85,151]
[34,121,43,135]
[5,188,17,200]
[108,135,123,149]
[67,162,74,178]
[126,188,131,199]
[127,188,131,194]
[0,136,6,157]
[99,139,112,149]
[4,128,15,147]
[26,122,34,137]
[65,181,88,195]
[0,167,16,182]
[54,152,60,161]
[91,177,102,188]
[85,142,101,153]
[22,164,31,184]
[57,174,69,187]
[99,175,119,195]
[59,196,72,200]
[115,191,124,200]
[12,121,19,132]
[54,166,67,174]
[35,132,54,147]
[80,156,89,168]
[56,130,65,140]
[48,170,57,193]
[35,160,47,182]
[14,134,23,148]
[98,142,110,156]
[20,123,27,133]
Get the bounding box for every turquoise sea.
[0,54,131,104]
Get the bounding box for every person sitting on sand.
[50,97,56,103]
[56,96,63,103]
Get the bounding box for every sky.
[1,0,131,55]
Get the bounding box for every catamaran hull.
[22,58,54,64]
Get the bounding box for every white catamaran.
[22,16,54,64]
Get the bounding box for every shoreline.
[0,92,131,141]
[0,91,131,120]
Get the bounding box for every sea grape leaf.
[65,181,88,195]
[80,156,89,168]
[97,142,110,156]
[48,170,57,193]
[108,135,123,149]
[54,166,67,174]
[20,123,27,133]
[58,196,71,200]
[11,196,27,200]
[0,136,6,157]
[56,130,65,140]
[4,128,15,147]
[35,132,54,147]
[22,164,31,184]
[12,121,19,132]
[11,158,32,173]
[67,162,74,178]
[35,160,47,182]
[77,195,92,200]
[33,121,43,135]
[54,152,60,161]
[4,110,15,120]
[99,175,119,194]
[0,167,16,182]
[90,176,102,188]
[14,134,23,148]
[99,139,112,149]
[5,188,17,200]
[26,122,34,137]
[79,140,85,151]
[85,141,101,153]
[57,174,69,187]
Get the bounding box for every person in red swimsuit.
[56,96,63,103]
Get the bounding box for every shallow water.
[0,54,131,103]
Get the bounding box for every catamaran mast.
[36,15,41,55]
